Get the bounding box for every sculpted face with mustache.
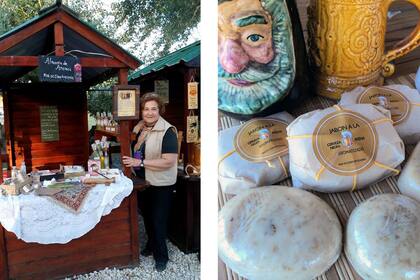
[218,0,296,116]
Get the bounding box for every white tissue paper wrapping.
[218,112,294,195]
[339,85,420,144]
[287,104,405,192]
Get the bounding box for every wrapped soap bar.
[287,104,405,192]
[339,85,420,144]
[219,186,342,280]
[218,112,294,194]
[345,194,420,280]
[398,142,420,202]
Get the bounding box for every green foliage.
[0,0,54,35]
[87,89,113,117]
[0,0,116,45]
[112,0,200,58]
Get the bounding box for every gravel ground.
[65,214,201,280]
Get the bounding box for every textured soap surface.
[218,186,342,280]
[398,142,420,202]
[346,194,420,280]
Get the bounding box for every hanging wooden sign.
[38,56,82,83]
[112,85,140,120]
[40,106,59,142]
[188,82,199,109]
[186,115,199,143]
[154,80,169,104]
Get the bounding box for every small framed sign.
[186,115,199,143]
[112,85,140,120]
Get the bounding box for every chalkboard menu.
[40,106,59,142]
[38,56,82,83]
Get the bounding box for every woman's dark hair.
[140,93,165,114]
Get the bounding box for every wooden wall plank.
[8,87,89,171]
[0,227,9,280]
[129,192,140,263]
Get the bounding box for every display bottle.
[20,161,26,175]
[96,112,101,129]
[104,149,110,169]
[11,166,18,180]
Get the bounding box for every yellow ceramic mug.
[308,0,420,99]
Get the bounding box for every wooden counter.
[0,190,140,280]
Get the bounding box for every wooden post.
[183,68,196,165]
[117,68,139,264]
[54,22,64,56]
[3,91,14,168]
[117,68,131,177]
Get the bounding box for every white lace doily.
[0,174,133,244]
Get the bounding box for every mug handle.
[382,0,420,77]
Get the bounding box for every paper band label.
[357,87,410,125]
[234,118,288,162]
[312,110,378,176]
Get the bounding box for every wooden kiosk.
[0,2,141,279]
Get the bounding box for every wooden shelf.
[94,128,120,141]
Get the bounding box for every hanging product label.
[186,115,199,143]
[188,82,199,109]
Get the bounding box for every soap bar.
[398,142,420,202]
[345,194,420,280]
[287,104,405,192]
[218,186,342,280]
[339,85,420,144]
[218,112,294,194]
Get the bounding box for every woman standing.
[122,93,178,272]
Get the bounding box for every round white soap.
[398,142,420,202]
[346,194,420,280]
[218,186,342,280]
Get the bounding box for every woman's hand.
[122,156,141,167]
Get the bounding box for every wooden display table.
[0,188,143,280]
